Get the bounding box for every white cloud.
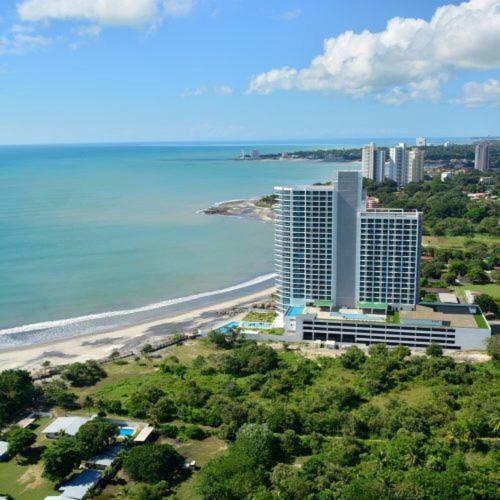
[377,78,443,104]
[280,9,301,21]
[72,24,102,38]
[17,0,196,27]
[163,0,196,17]
[181,86,208,97]
[0,27,50,55]
[248,0,500,104]
[182,85,235,97]
[215,85,234,95]
[452,78,500,106]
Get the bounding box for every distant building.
[416,136,426,147]
[474,142,490,171]
[441,171,453,182]
[480,176,494,185]
[407,148,425,183]
[362,143,386,182]
[252,149,261,160]
[389,143,408,186]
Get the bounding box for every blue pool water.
[287,307,304,317]
[119,428,134,437]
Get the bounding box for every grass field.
[0,417,59,500]
[453,284,500,301]
[423,234,498,248]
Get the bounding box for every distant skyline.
[0,0,499,144]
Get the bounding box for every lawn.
[457,284,500,301]
[0,417,59,500]
[243,310,277,323]
[423,234,498,248]
[474,313,489,329]
[386,311,400,324]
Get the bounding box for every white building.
[474,142,490,171]
[275,171,422,312]
[407,148,425,183]
[441,171,453,182]
[362,143,386,182]
[388,143,407,186]
[416,136,426,147]
[357,209,422,309]
[43,416,92,439]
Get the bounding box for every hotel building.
[275,170,490,350]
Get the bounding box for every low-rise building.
[58,469,102,500]
[441,171,453,182]
[43,416,93,439]
[293,302,490,350]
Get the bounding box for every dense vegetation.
[365,170,499,237]
[1,335,499,498]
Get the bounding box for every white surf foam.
[0,273,276,336]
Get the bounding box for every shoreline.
[202,198,274,222]
[0,284,276,371]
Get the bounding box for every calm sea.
[0,139,467,347]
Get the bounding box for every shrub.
[62,361,106,387]
[123,444,184,484]
[426,343,443,357]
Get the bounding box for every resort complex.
[275,171,491,350]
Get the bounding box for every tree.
[340,346,367,369]
[426,343,443,357]
[149,396,177,424]
[42,436,82,481]
[475,294,499,315]
[0,370,35,425]
[123,444,184,484]
[6,426,36,457]
[442,271,457,286]
[75,418,118,458]
[466,267,489,284]
[486,336,500,361]
[421,262,443,280]
[62,361,106,387]
[42,380,79,409]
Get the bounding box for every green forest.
[1,335,499,499]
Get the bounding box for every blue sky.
[0,0,499,144]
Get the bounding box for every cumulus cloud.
[17,0,195,27]
[0,27,50,55]
[248,0,500,104]
[452,78,500,106]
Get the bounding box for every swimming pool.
[219,320,272,333]
[119,427,135,437]
[287,307,304,317]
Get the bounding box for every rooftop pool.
[287,307,304,317]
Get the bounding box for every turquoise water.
[0,143,360,344]
[119,427,135,437]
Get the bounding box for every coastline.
[202,198,274,222]
[0,284,276,371]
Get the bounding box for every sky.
[0,0,499,144]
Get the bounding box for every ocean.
[0,139,467,348]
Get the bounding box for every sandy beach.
[0,286,275,372]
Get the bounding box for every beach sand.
[0,286,275,372]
